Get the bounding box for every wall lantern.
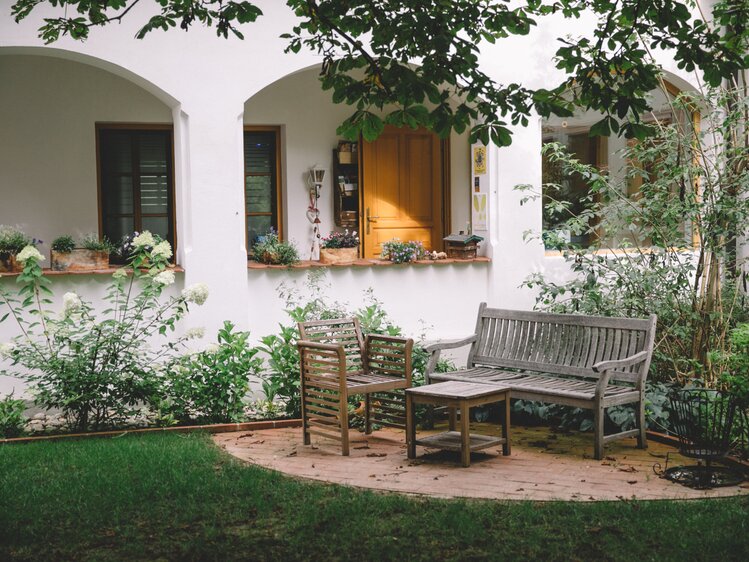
[306,164,327,260]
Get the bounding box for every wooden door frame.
[358,129,451,256]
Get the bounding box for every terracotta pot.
[319,247,358,265]
[50,249,110,271]
[0,253,21,273]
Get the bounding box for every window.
[244,127,281,251]
[97,125,175,253]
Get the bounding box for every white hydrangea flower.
[16,245,45,264]
[0,342,15,359]
[185,327,205,340]
[182,283,209,305]
[112,268,128,280]
[62,292,82,317]
[151,241,173,260]
[132,231,155,248]
[204,343,220,354]
[153,270,175,287]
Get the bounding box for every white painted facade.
[0,1,703,394]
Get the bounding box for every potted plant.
[380,239,428,264]
[320,230,359,265]
[50,234,113,271]
[249,229,300,266]
[0,225,32,273]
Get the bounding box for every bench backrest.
[468,304,657,384]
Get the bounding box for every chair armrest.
[365,334,414,383]
[423,335,477,353]
[297,340,347,390]
[592,350,649,373]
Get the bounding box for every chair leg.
[637,397,648,449]
[365,394,372,435]
[301,378,310,446]
[594,402,605,460]
[339,391,350,456]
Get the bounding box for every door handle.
[366,208,379,234]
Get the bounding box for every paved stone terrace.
[215,423,749,502]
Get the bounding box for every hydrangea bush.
[0,233,209,431]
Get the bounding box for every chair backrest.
[298,318,365,373]
[468,304,657,384]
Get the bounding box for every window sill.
[0,265,184,278]
[248,257,491,270]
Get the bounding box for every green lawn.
[1,433,747,561]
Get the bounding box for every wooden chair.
[297,318,414,455]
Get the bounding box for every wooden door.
[362,126,444,258]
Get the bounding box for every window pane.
[246,176,272,213]
[105,176,134,215]
[104,216,134,246]
[140,174,169,214]
[103,134,132,173]
[247,215,272,248]
[244,133,274,173]
[138,133,168,174]
[142,216,169,241]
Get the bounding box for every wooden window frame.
[243,125,283,254]
[95,122,177,255]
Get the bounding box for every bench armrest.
[592,350,649,373]
[297,340,344,354]
[423,335,477,353]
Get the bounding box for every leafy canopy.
[10,0,749,145]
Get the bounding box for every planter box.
[0,253,21,273]
[51,249,110,272]
[320,247,358,265]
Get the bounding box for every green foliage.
[519,89,749,385]
[12,1,748,146]
[321,229,359,249]
[50,235,75,253]
[381,239,428,264]
[163,321,262,424]
[0,233,208,431]
[0,393,26,438]
[80,233,115,253]
[0,225,31,255]
[249,230,299,265]
[715,324,749,407]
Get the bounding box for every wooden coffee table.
[405,381,511,467]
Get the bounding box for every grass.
[0,433,747,561]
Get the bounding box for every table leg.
[502,393,511,456]
[448,407,457,431]
[460,400,470,467]
[406,393,416,459]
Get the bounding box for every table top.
[406,381,510,400]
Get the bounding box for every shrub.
[0,393,26,438]
[81,234,115,254]
[321,229,359,249]
[0,232,208,432]
[162,321,262,424]
[51,235,76,253]
[250,230,299,265]
[0,226,31,256]
[381,239,427,263]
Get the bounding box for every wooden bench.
[424,304,657,459]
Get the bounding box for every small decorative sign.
[472,193,487,230]
[473,146,487,175]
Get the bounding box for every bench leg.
[301,377,310,446]
[502,397,511,456]
[406,393,416,459]
[340,391,350,456]
[637,397,647,449]
[364,394,372,435]
[594,402,605,460]
[460,401,471,467]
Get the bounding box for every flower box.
[319,247,358,265]
[50,249,110,272]
[0,254,21,273]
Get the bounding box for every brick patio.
[214,422,749,502]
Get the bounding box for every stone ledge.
[0,265,185,278]
[248,257,491,270]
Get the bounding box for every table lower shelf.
[414,431,506,452]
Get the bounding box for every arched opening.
[540,75,699,250]
[0,50,179,257]
[242,65,473,260]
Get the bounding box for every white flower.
[204,343,220,354]
[112,268,128,280]
[153,270,175,287]
[15,245,44,264]
[0,342,15,359]
[151,241,173,260]
[62,292,82,317]
[182,283,209,305]
[185,327,205,340]
[132,231,155,248]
